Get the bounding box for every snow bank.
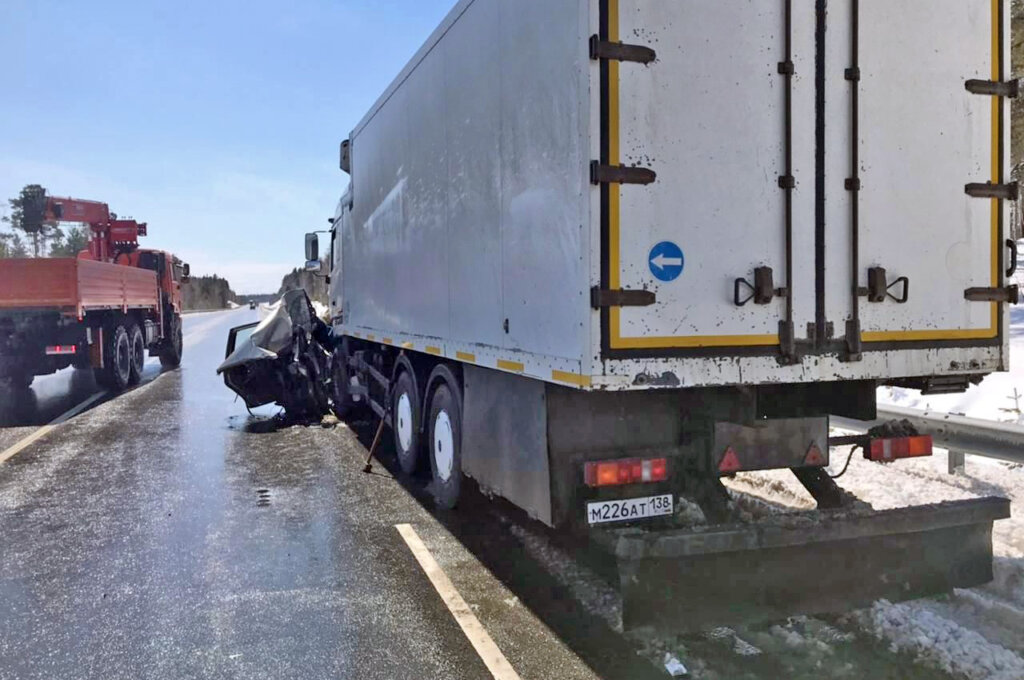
[851,599,1024,680]
[879,303,1024,424]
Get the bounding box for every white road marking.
[0,391,107,465]
[395,523,522,680]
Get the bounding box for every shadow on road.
[342,416,668,680]
[0,362,169,428]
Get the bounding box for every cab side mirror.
[305,259,326,275]
[182,263,191,282]
[339,139,351,174]
[305,233,319,262]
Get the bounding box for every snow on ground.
[727,442,1024,677]
[879,302,1024,424]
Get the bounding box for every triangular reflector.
[719,447,741,473]
[804,443,825,467]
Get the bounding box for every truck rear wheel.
[392,370,423,475]
[127,323,145,385]
[160,314,183,368]
[95,323,132,391]
[427,367,463,509]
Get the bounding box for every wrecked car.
[218,289,332,423]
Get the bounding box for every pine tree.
[3,184,60,257]
[49,226,90,257]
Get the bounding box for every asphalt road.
[0,308,652,680]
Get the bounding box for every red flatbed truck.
[0,189,188,390]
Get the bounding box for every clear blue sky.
[0,0,455,293]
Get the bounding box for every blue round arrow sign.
[648,241,685,282]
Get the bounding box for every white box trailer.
[330,0,1014,392]
[309,0,1014,629]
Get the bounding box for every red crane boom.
[22,187,147,262]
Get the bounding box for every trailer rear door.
[596,1,816,360]
[597,0,1008,362]
[824,0,1007,354]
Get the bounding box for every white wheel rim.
[397,393,413,452]
[434,410,454,482]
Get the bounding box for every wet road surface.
[0,309,972,680]
[0,309,642,680]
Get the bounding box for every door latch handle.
[1007,239,1019,279]
[858,267,909,304]
[734,267,785,307]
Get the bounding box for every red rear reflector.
[584,457,668,487]
[45,345,77,355]
[718,447,741,474]
[804,443,826,467]
[867,435,933,462]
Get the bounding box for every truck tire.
[160,314,183,368]
[95,323,132,391]
[427,367,463,509]
[127,323,145,385]
[392,370,423,475]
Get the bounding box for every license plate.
[587,494,674,525]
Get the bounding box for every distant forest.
[278,265,328,305]
[181,275,236,311]
[180,262,329,312]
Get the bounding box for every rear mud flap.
[599,497,1009,631]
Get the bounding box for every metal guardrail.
[832,404,1024,467]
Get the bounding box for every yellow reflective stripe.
[425,346,442,355]
[551,370,591,387]
[456,351,476,362]
[991,0,1000,329]
[608,0,622,348]
[867,0,1001,342]
[497,359,525,373]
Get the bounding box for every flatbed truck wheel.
[159,314,183,369]
[95,323,132,391]
[392,370,423,475]
[127,323,145,385]
[427,366,463,509]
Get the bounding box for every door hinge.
[843,319,863,362]
[965,78,1020,98]
[857,267,909,303]
[734,267,786,307]
[965,182,1018,201]
[777,321,799,366]
[589,35,656,65]
[591,287,656,309]
[964,285,1020,304]
[590,161,657,186]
